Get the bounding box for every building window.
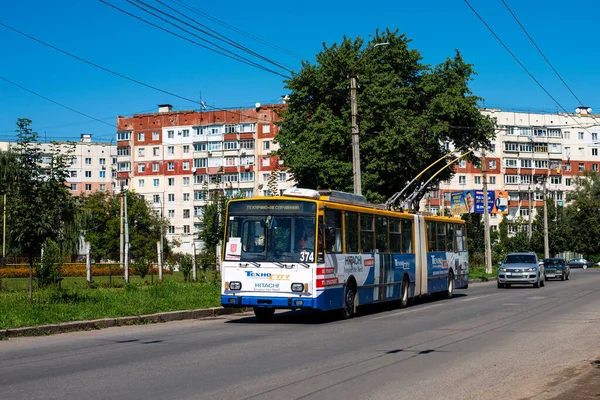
[153,163,160,172]
[208,142,222,151]
[458,175,466,185]
[240,140,254,149]
[225,124,237,133]
[153,178,160,187]
[194,143,206,151]
[489,160,497,169]
[263,140,270,150]
[474,176,481,184]
[550,176,562,185]
[262,157,270,167]
[117,131,131,141]
[168,178,175,186]
[594,148,598,156]
[85,171,92,178]
[505,175,519,184]
[565,163,571,171]
[70,171,78,178]
[117,147,130,156]
[458,159,466,168]
[224,141,237,150]
[520,159,532,168]
[152,131,159,140]
[153,195,160,204]
[138,148,145,157]
[168,226,175,234]
[505,159,517,168]
[579,132,584,140]
[138,132,145,141]
[183,193,190,201]
[138,179,145,188]
[85,157,92,165]
[183,145,190,154]
[240,172,254,182]
[153,147,160,156]
[99,171,106,178]
[70,184,77,190]
[262,124,270,134]
[99,184,106,191]
[168,162,175,171]
[490,176,496,184]
[183,161,190,170]
[279,172,286,182]
[138,164,145,173]
[579,163,585,171]
[594,164,599,172]
[99,158,105,165]
[71,157,78,165]
[168,193,175,202]
[85,184,92,191]
[183,209,190,219]
[183,177,190,186]
[183,225,190,234]
[168,210,175,218]
[183,129,189,137]
[167,130,174,139]
[566,178,572,186]
[168,146,174,155]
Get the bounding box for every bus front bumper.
[221,295,316,310]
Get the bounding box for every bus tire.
[341,281,357,319]
[400,277,410,308]
[444,271,454,299]
[253,307,275,322]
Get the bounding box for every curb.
[1,307,249,339]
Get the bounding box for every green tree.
[0,149,19,266]
[276,29,495,203]
[563,171,600,256]
[8,118,77,301]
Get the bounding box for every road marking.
[372,293,498,320]
[502,303,522,306]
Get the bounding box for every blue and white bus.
[221,188,468,321]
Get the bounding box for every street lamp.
[350,42,389,195]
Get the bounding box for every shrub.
[37,239,62,288]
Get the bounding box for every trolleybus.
[221,188,468,320]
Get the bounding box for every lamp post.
[350,42,389,195]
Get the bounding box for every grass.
[0,272,222,330]
[468,265,498,281]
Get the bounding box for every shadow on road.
[226,292,469,325]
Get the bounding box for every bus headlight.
[291,283,304,292]
[229,281,242,290]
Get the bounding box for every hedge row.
[0,265,165,278]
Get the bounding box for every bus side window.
[345,212,359,253]
[360,214,374,253]
[376,215,388,253]
[455,224,465,252]
[402,219,413,253]
[427,221,436,252]
[436,222,446,252]
[325,210,342,253]
[447,223,454,252]
[389,218,401,253]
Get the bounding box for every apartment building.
[423,107,600,232]
[115,103,295,253]
[0,134,115,196]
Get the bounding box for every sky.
[1,0,599,143]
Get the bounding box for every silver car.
[497,252,545,289]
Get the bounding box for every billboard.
[450,190,508,215]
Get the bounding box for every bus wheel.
[253,307,275,322]
[445,272,454,299]
[400,277,410,308]
[341,283,356,319]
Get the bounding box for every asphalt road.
[2,269,600,400]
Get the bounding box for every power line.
[462,0,592,133]
[500,0,600,129]
[0,75,116,128]
[100,0,291,79]
[148,0,295,73]
[0,21,280,124]
[168,0,305,60]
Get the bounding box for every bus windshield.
[225,200,317,263]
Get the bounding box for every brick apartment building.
[115,103,295,253]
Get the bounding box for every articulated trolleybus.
[221,188,468,321]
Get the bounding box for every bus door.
[413,214,428,296]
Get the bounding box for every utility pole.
[2,193,6,267]
[350,70,361,195]
[528,138,534,239]
[159,193,164,283]
[543,173,549,258]
[482,149,492,274]
[120,186,124,268]
[124,189,130,283]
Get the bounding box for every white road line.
[372,293,498,320]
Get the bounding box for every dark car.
[543,258,570,281]
[567,258,593,269]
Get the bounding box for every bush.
[37,239,62,288]
[133,259,151,279]
[179,254,193,282]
